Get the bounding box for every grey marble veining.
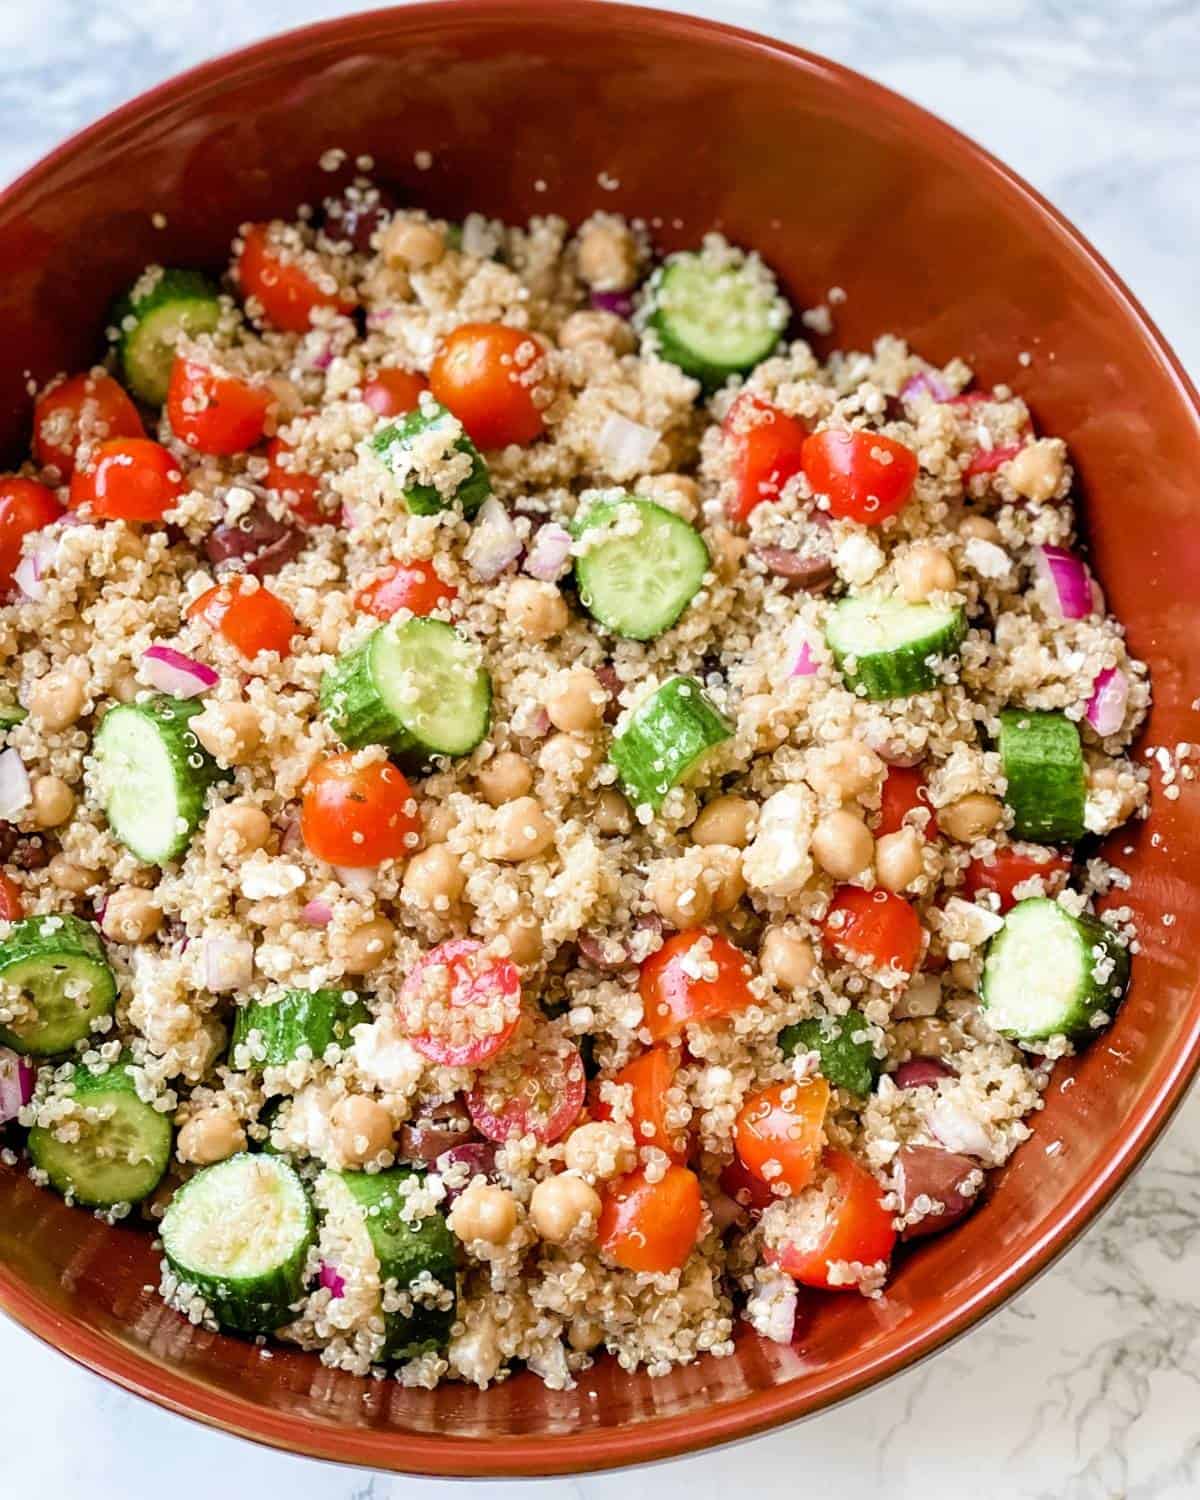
[1,2,1197,1497]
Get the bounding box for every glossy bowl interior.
[1,0,1199,1477]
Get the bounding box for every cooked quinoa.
[0,182,1149,1390]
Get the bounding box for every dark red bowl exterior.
[1,1,1198,1477]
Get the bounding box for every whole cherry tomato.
[766,1149,896,1289]
[430,322,549,449]
[723,393,808,523]
[398,938,521,1068]
[32,372,143,477]
[801,428,918,524]
[167,357,271,456]
[69,438,183,522]
[733,1076,830,1194]
[188,578,296,659]
[639,930,756,1042]
[355,559,457,620]
[361,368,429,419]
[300,751,421,868]
[822,886,923,976]
[0,478,62,590]
[237,222,355,333]
[598,1164,703,1273]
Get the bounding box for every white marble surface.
[1,2,1197,1496]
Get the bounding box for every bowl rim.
[2,0,1198,1477]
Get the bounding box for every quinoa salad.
[0,180,1148,1390]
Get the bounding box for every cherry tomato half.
[237,222,356,334]
[300,751,421,868]
[801,428,918,524]
[822,887,923,977]
[361,368,429,419]
[875,765,935,840]
[355,559,457,620]
[963,843,1072,913]
[265,437,325,526]
[399,938,522,1069]
[32,372,143,478]
[167,357,271,456]
[0,871,25,921]
[639,930,756,1042]
[0,478,62,591]
[467,1031,586,1144]
[430,322,549,449]
[594,1045,685,1160]
[723,393,808,524]
[948,394,1032,479]
[766,1149,896,1289]
[69,438,183,522]
[598,1164,703,1274]
[734,1076,830,1195]
[188,578,296,660]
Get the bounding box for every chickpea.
[760,925,816,992]
[402,844,465,910]
[567,1316,605,1353]
[563,1120,635,1181]
[875,827,925,892]
[593,787,632,835]
[545,668,604,734]
[449,1182,519,1246]
[177,1108,246,1167]
[497,908,543,967]
[109,663,139,703]
[576,219,639,292]
[485,797,555,862]
[330,1094,395,1166]
[476,751,533,807]
[949,959,979,991]
[47,853,96,894]
[102,885,163,943]
[421,802,457,845]
[938,793,1005,843]
[27,670,86,732]
[558,309,635,355]
[1088,762,1139,822]
[205,801,271,859]
[896,544,957,602]
[639,473,700,522]
[958,514,1001,544]
[647,859,713,930]
[709,848,747,913]
[336,915,396,974]
[191,700,262,765]
[806,738,884,802]
[538,731,600,787]
[811,809,874,880]
[506,579,568,642]
[529,1173,602,1245]
[1004,439,1065,504]
[29,775,74,829]
[691,794,755,849]
[382,216,445,271]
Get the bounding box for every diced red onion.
[310,339,335,372]
[202,935,254,993]
[899,369,952,404]
[333,864,377,895]
[596,412,659,476]
[927,1095,992,1159]
[1086,665,1129,737]
[590,289,635,319]
[524,523,573,582]
[141,645,219,699]
[13,535,58,603]
[754,1272,799,1345]
[318,1261,346,1299]
[1032,544,1095,620]
[965,442,1022,478]
[790,641,818,678]
[864,729,924,768]
[0,749,31,821]
[301,898,333,928]
[894,1057,956,1090]
[465,497,522,581]
[0,1047,34,1124]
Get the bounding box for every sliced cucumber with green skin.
[320,617,491,759]
[998,710,1085,843]
[161,1153,315,1334]
[231,988,370,1068]
[92,695,227,865]
[29,1058,172,1207]
[573,496,709,641]
[0,914,117,1057]
[609,675,733,812]
[779,1008,880,1096]
[644,248,789,387]
[0,703,27,731]
[825,595,967,700]
[323,1168,457,1360]
[980,896,1130,1043]
[371,401,491,517]
[111,269,223,405]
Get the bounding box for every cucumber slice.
[161,1153,315,1334]
[609,675,733,812]
[644,247,788,387]
[0,703,27,731]
[321,1168,457,1360]
[320,617,491,758]
[92,695,227,864]
[826,595,966,700]
[998,710,1085,842]
[231,988,370,1068]
[980,896,1130,1043]
[29,1058,172,1207]
[111,269,223,405]
[0,914,117,1056]
[371,400,491,516]
[779,1008,880,1096]
[573,496,709,641]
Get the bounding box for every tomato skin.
[767,1149,896,1289]
[300,751,421,867]
[598,1164,703,1273]
[32,372,144,478]
[734,1076,829,1194]
[875,766,935,840]
[355,559,456,620]
[0,872,24,921]
[188,579,296,660]
[237,223,355,333]
[0,478,63,590]
[723,394,808,523]
[718,1154,776,1214]
[430,322,548,449]
[948,394,1032,479]
[822,886,923,976]
[638,930,756,1042]
[400,938,522,1069]
[167,357,270,456]
[594,1045,684,1160]
[265,437,325,526]
[361,368,429,418]
[800,428,918,524]
[68,438,183,522]
[467,1035,586,1144]
[963,844,1071,913]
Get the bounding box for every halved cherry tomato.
[467,1031,586,1144]
[300,750,421,868]
[718,1154,776,1214]
[822,886,923,976]
[594,1045,684,1160]
[800,428,918,524]
[69,438,183,522]
[0,871,24,921]
[265,437,325,526]
[723,394,808,524]
[32,372,144,478]
[430,322,549,449]
[188,578,296,659]
[766,1149,896,1289]
[0,478,62,590]
[355,559,457,620]
[167,357,271,456]
[399,938,521,1068]
[875,765,935,840]
[361,368,429,419]
[237,222,355,334]
[638,930,756,1042]
[949,393,1032,478]
[963,843,1072,913]
[598,1164,703,1273]
[733,1076,829,1195]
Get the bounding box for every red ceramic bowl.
[1,0,1198,1477]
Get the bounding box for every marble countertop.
[1,2,1196,1497]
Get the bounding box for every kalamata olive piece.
[244,528,306,579]
[206,498,303,578]
[753,546,836,592]
[397,1097,474,1164]
[895,1144,983,1240]
[594,664,623,722]
[577,930,631,970]
[323,182,400,253]
[10,835,49,871]
[434,1141,498,1204]
[893,1057,957,1090]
